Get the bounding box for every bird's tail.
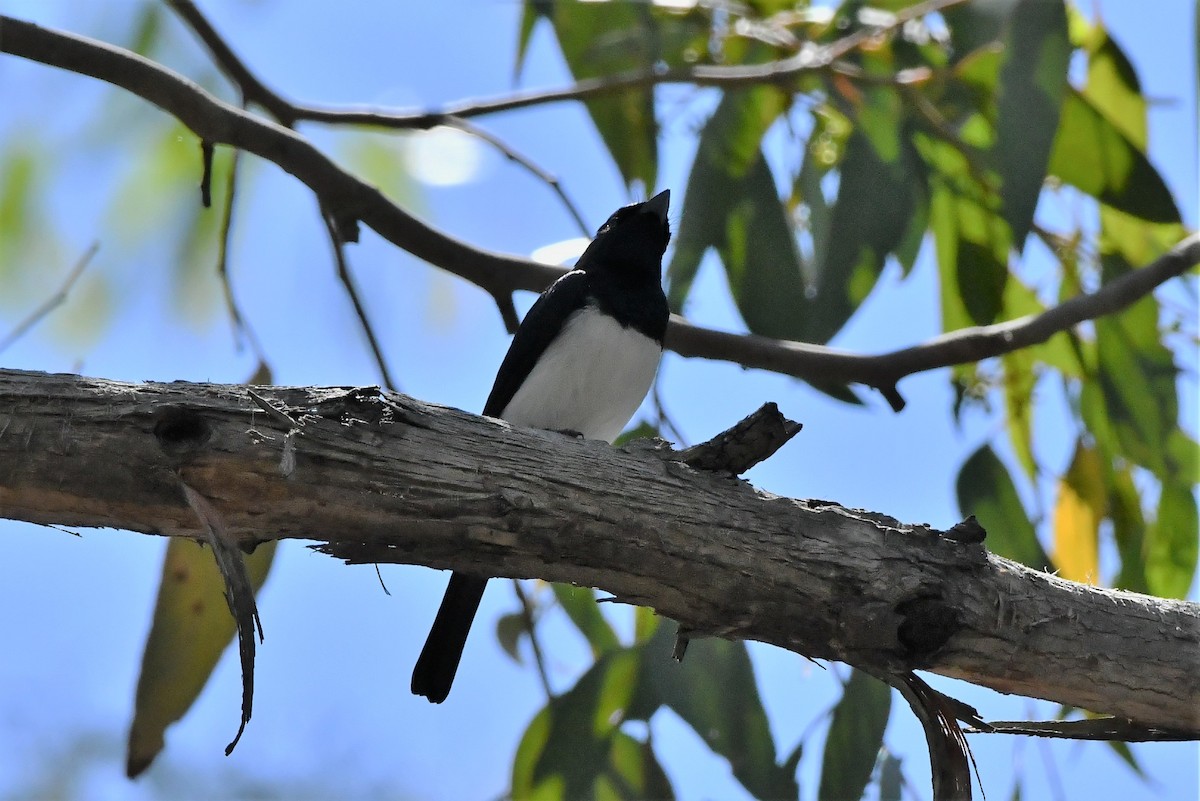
[411,572,488,703]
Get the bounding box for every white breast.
[499,305,662,443]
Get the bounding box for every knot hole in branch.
[895,594,960,664]
[154,406,212,456]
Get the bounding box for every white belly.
[499,305,662,443]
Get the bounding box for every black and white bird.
[411,190,672,703]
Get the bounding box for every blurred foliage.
[0,1,1196,800]
[512,1,1197,798]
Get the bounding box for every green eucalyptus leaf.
[496,612,529,664]
[614,420,660,447]
[1048,89,1181,224]
[641,623,797,800]
[535,3,711,191]
[1109,465,1149,593]
[1094,255,1179,479]
[1145,483,1199,599]
[512,649,652,800]
[991,0,1069,249]
[553,584,621,657]
[668,87,789,312]
[717,156,808,341]
[817,669,892,801]
[806,127,926,344]
[1083,22,1146,148]
[956,443,1052,569]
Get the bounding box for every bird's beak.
[644,189,670,222]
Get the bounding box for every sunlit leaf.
[553,584,621,657]
[1052,441,1105,584]
[633,605,660,644]
[956,443,1052,569]
[1048,89,1180,225]
[125,3,163,57]
[1166,431,1200,487]
[127,539,277,777]
[1109,465,1149,594]
[605,733,674,800]
[0,141,41,292]
[925,135,1011,329]
[342,132,421,209]
[1145,483,1199,599]
[512,649,659,800]
[1002,347,1037,480]
[1001,275,1082,376]
[817,669,891,801]
[1083,22,1146,149]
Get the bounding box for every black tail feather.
[411,573,487,703]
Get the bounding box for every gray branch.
[1,367,1196,733]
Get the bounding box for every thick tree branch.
[1,16,1196,412]
[1,368,1197,734]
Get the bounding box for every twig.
[444,116,591,238]
[512,580,554,699]
[165,0,297,125]
[651,377,687,445]
[969,717,1200,742]
[321,206,401,393]
[199,139,214,207]
[4,16,1196,409]
[213,145,269,364]
[0,242,99,354]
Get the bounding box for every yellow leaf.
[1052,442,1106,584]
[126,538,276,777]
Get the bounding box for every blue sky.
[0,2,1196,799]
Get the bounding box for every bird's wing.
[483,270,591,418]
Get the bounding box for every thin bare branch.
[165,0,297,125]
[0,242,99,354]
[973,717,1200,742]
[320,206,401,393]
[444,116,591,238]
[512,581,554,700]
[213,145,269,364]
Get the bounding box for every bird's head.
[578,190,671,282]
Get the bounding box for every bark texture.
[1,368,1196,731]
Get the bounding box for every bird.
[411,189,672,703]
